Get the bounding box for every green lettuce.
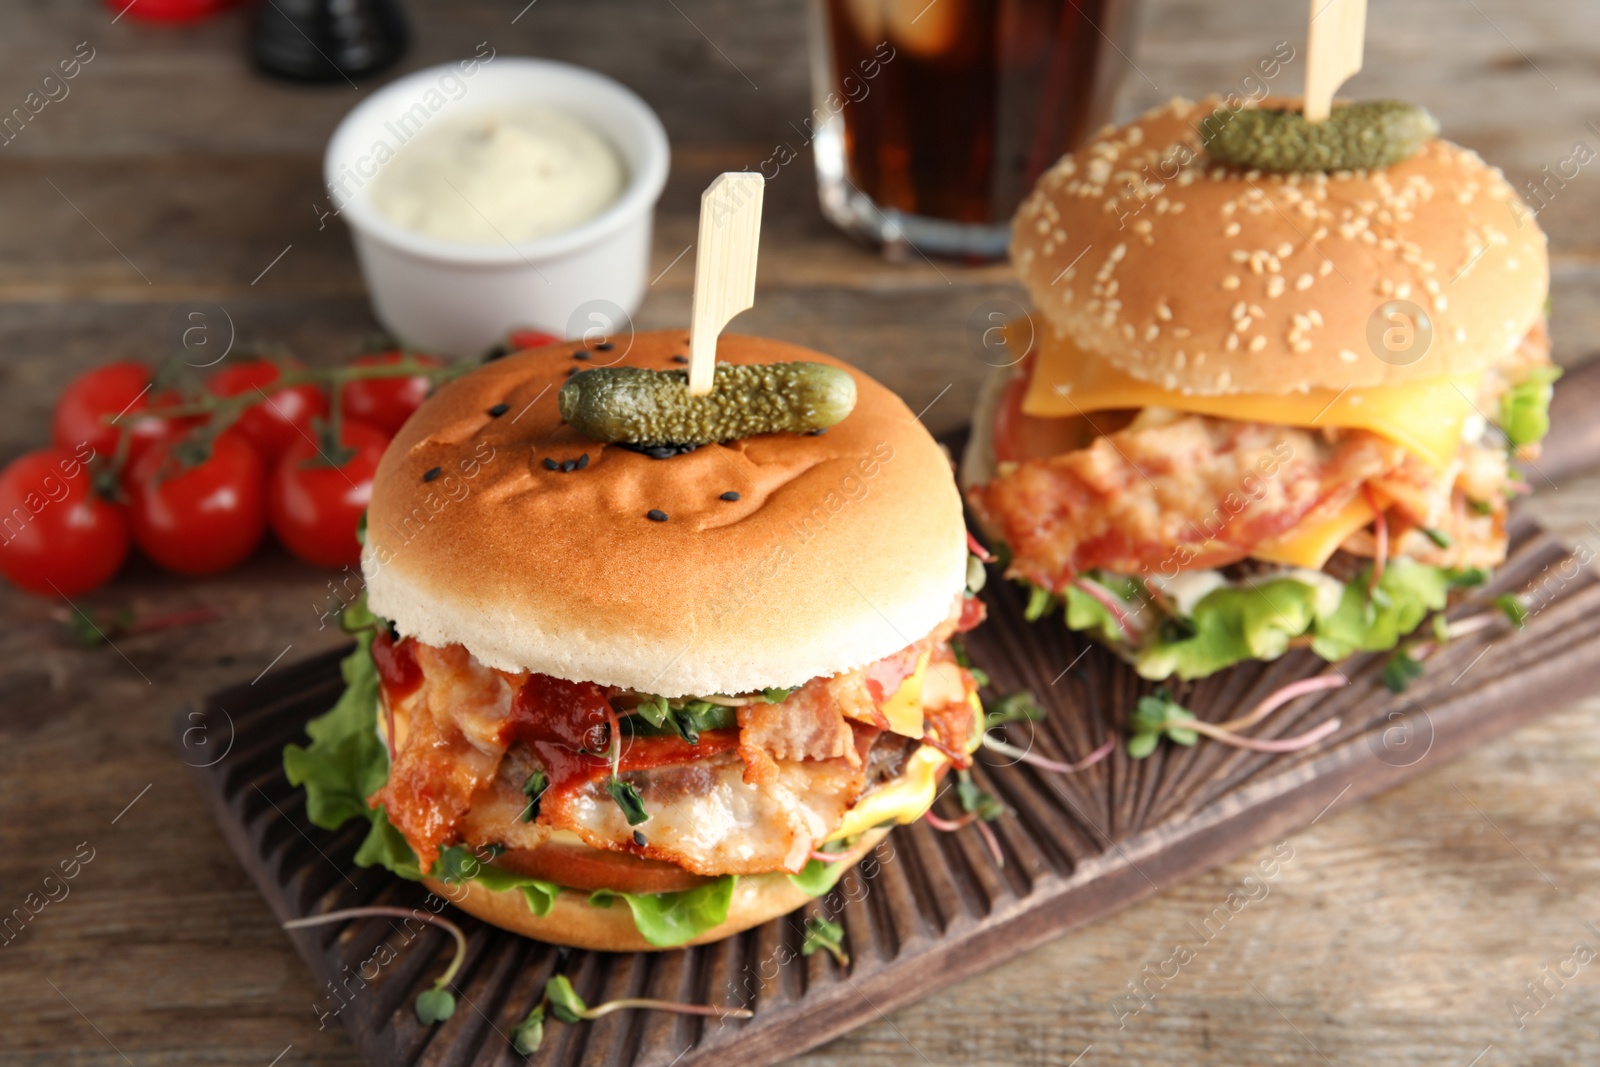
[1308,560,1451,661]
[1049,559,1469,681]
[588,877,736,948]
[1064,573,1143,644]
[281,626,731,946]
[1499,365,1562,450]
[283,630,388,830]
[1136,577,1325,681]
[788,854,851,896]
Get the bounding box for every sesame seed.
[566,367,580,377]
[1224,221,1241,237]
[1267,276,1286,298]
[647,509,668,522]
[633,830,647,847]
[1295,274,1314,291]
[573,350,590,360]
[671,354,688,364]
[576,453,589,469]
[487,402,510,417]
[1276,242,1293,258]
[561,459,578,473]
[1235,316,1253,332]
[720,491,740,502]
[543,458,559,471]
[1222,275,1241,290]
[422,467,441,482]
[1230,301,1248,320]
[595,342,614,352]
[1249,336,1267,352]
[1156,303,1172,321]
[1339,349,1359,363]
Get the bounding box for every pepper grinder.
[250,0,409,83]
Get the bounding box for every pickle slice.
[558,362,857,446]
[1201,100,1439,172]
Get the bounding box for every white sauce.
[371,106,626,245]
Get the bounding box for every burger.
[963,96,1555,681]
[286,331,986,951]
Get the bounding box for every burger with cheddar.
[964,97,1555,681]
[287,330,986,951]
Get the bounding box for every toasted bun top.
[1011,97,1550,395]
[362,332,966,697]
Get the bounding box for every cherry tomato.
[126,430,267,575]
[52,361,183,468]
[340,352,440,436]
[207,359,328,461]
[268,420,388,568]
[0,447,130,596]
[507,329,559,350]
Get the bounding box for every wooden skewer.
[687,172,765,397]
[1303,0,1367,123]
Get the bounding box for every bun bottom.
[422,827,892,952]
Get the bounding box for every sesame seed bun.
[1011,96,1550,395]
[420,826,890,952]
[361,332,967,697]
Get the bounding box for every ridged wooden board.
[177,476,1600,1067]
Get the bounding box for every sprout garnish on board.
[558,361,857,447]
[1201,99,1440,172]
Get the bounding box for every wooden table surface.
[3,1,1598,1064]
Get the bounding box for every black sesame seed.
[632,830,647,847]
[670,354,688,364]
[487,402,509,417]
[572,350,590,360]
[806,427,828,436]
[720,491,740,502]
[595,342,614,352]
[576,453,589,470]
[646,509,668,522]
[543,458,559,471]
[566,366,580,377]
[561,459,578,473]
[422,466,441,482]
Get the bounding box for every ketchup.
[371,630,423,702]
[503,674,739,810]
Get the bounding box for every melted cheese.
[1023,333,1479,470]
[832,693,985,840]
[879,651,930,738]
[1250,494,1376,568]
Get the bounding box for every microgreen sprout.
[801,916,850,967]
[510,974,753,1053]
[984,690,1044,730]
[56,603,224,647]
[1127,688,1342,759]
[282,906,467,1025]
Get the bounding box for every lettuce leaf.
[1308,559,1452,661]
[588,876,736,948]
[353,807,423,880]
[1499,365,1562,450]
[1064,573,1143,644]
[434,845,561,917]
[788,855,850,896]
[283,630,388,830]
[1136,577,1325,680]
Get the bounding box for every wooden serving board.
[177,393,1600,1067]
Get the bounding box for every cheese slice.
[1023,333,1480,470]
[879,651,930,738]
[831,694,985,840]
[1250,494,1376,569]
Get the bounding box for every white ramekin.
[324,57,669,356]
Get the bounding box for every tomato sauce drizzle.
[372,630,423,702]
[503,673,740,810]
